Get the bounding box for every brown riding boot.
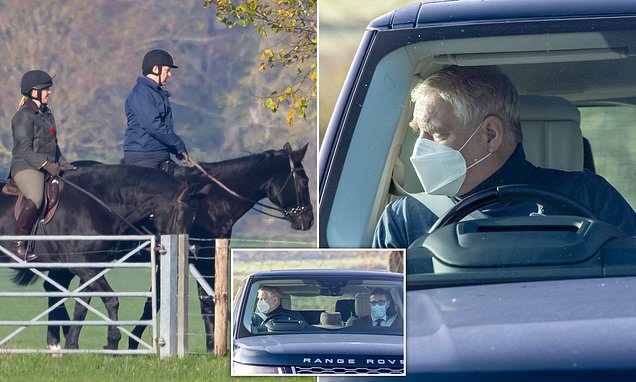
[13,198,39,262]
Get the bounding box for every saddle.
[2,175,63,231]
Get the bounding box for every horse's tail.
[12,268,38,286]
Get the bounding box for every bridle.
[189,152,310,221]
[274,153,311,219]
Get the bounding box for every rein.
[188,157,308,220]
[62,178,153,235]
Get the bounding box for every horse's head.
[266,143,314,230]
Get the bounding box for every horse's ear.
[292,143,309,162]
[283,142,292,152]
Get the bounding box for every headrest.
[319,312,343,329]
[354,292,371,318]
[279,294,291,310]
[335,299,355,321]
[519,95,583,171]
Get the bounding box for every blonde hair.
[17,95,28,110]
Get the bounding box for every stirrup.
[14,241,38,262]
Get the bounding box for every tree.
[203,0,317,126]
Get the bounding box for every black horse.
[1,165,203,350]
[36,143,313,351]
[135,142,314,351]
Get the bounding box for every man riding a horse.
[123,49,190,172]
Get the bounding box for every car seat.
[335,299,355,322]
[519,95,584,171]
[345,292,371,326]
[279,294,291,309]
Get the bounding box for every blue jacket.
[123,76,186,161]
[373,144,636,248]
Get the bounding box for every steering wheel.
[429,184,596,232]
[261,313,303,327]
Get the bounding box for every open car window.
[322,27,636,248]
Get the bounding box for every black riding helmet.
[142,49,178,76]
[21,70,53,99]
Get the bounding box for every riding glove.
[60,163,78,172]
[176,151,190,162]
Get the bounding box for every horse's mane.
[194,149,293,180]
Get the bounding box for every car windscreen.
[237,277,404,338]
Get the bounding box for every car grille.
[292,366,403,374]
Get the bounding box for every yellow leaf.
[285,87,292,94]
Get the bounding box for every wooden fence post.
[213,239,228,356]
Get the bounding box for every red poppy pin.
[50,127,55,135]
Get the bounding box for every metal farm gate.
[0,234,190,357]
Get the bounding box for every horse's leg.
[198,283,215,352]
[64,294,91,350]
[63,269,95,350]
[193,251,216,352]
[93,276,122,350]
[45,269,74,350]
[67,270,121,350]
[129,267,160,349]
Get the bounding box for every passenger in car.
[348,288,402,329]
[373,65,636,248]
[251,286,305,330]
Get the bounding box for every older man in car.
[374,65,636,248]
[251,286,305,331]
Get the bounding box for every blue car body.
[319,0,636,380]
[232,269,405,375]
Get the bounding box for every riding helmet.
[20,70,53,96]
[142,49,178,75]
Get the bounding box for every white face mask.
[256,299,270,314]
[410,124,492,196]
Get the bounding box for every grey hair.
[259,285,281,299]
[410,65,522,142]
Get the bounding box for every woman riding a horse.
[9,70,76,261]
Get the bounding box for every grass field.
[0,353,314,382]
[0,267,211,351]
[0,241,319,381]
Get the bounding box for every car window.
[580,106,636,208]
[323,29,636,247]
[238,278,404,337]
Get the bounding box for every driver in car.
[251,286,305,330]
[374,65,636,248]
